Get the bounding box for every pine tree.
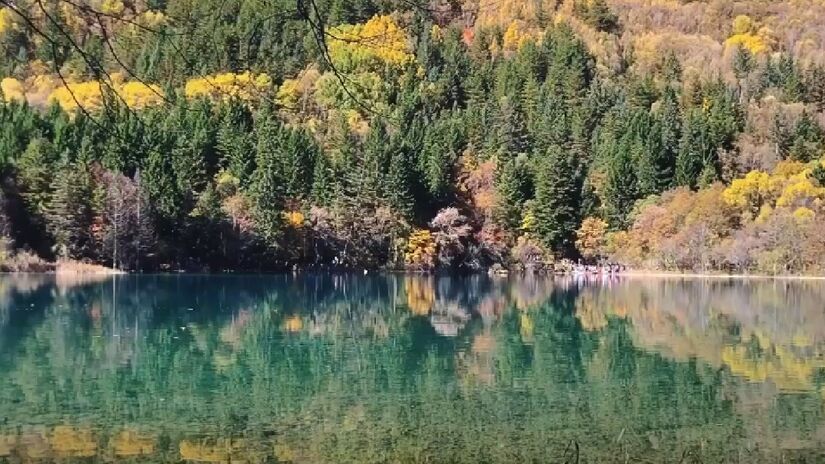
[496,153,532,231]
[634,129,662,197]
[732,45,754,81]
[661,51,682,84]
[579,0,620,33]
[217,100,255,186]
[533,145,581,255]
[805,65,825,112]
[142,144,183,223]
[770,112,792,160]
[658,87,681,189]
[359,121,390,204]
[420,115,463,205]
[603,136,638,229]
[17,138,58,218]
[675,109,707,188]
[385,140,416,219]
[788,112,825,162]
[778,54,805,102]
[283,128,318,199]
[490,96,529,156]
[249,133,286,247]
[47,163,95,259]
[311,152,335,206]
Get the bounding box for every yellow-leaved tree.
[327,15,413,72]
[723,160,825,221]
[48,81,105,112]
[48,79,164,112]
[405,229,436,270]
[576,217,609,260]
[184,72,272,102]
[725,15,772,54]
[0,8,14,35]
[0,77,25,102]
[118,81,165,109]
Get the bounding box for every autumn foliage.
[611,157,825,273]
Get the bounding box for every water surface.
[1,274,825,462]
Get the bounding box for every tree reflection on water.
[1,274,824,462]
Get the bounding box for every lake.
[1,274,825,462]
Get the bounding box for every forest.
[0,0,824,273]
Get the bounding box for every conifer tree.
[603,136,638,229]
[283,128,318,199]
[675,109,708,188]
[496,154,532,231]
[733,45,754,81]
[385,140,416,219]
[17,138,58,219]
[658,87,681,189]
[217,100,255,186]
[534,145,581,255]
[311,152,335,206]
[46,163,95,259]
[249,133,287,247]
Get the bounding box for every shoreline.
[615,271,825,281]
[1,267,824,281]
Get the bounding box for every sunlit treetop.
[184,72,272,103]
[275,68,321,110]
[732,15,756,35]
[723,159,825,220]
[98,0,125,15]
[1,78,25,102]
[500,21,539,53]
[118,81,165,109]
[327,15,414,73]
[48,81,106,112]
[48,77,164,112]
[725,15,773,54]
[0,8,13,35]
[725,33,769,54]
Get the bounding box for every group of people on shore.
[565,261,627,276]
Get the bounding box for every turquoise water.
[1,274,825,462]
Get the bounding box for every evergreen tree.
[770,111,792,159]
[496,153,532,231]
[634,128,663,197]
[603,136,638,229]
[283,128,318,199]
[658,87,681,189]
[16,138,58,219]
[661,51,682,84]
[249,134,286,247]
[778,54,805,102]
[385,139,416,219]
[46,163,95,259]
[358,121,390,204]
[788,112,825,162]
[420,114,463,205]
[311,152,335,206]
[675,109,708,188]
[217,100,255,186]
[142,145,183,223]
[533,145,581,255]
[805,65,825,111]
[732,45,754,81]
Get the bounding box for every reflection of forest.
[575,279,825,391]
[0,275,824,462]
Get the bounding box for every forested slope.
[0,0,823,272]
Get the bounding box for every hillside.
[0,0,823,273]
